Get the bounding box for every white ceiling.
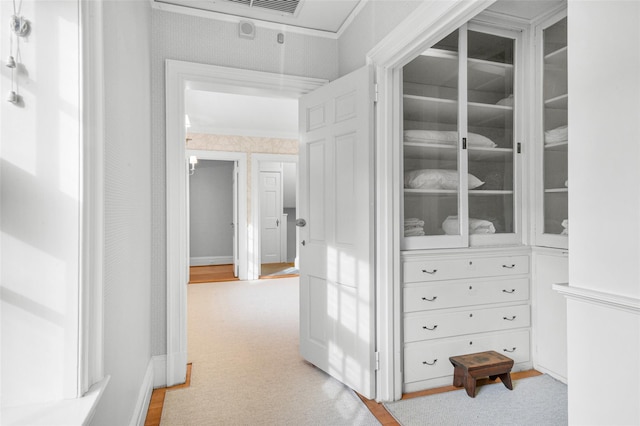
[154,0,362,34]
[185,90,299,139]
[181,0,566,140]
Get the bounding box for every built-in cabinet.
[402,24,520,250]
[398,5,569,394]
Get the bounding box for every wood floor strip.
[144,363,192,426]
[189,265,238,284]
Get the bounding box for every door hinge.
[517,142,522,154]
[375,351,380,371]
[374,83,379,103]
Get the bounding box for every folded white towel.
[496,94,514,106]
[405,228,425,237]
[404,218,425,227]
[403,130,497,148]
[545,125,568,144]
[561,219,568,235]
[442,216,496,235]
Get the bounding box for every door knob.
[301,240,306,246]
[296,218,307,227]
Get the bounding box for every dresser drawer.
[404,304,530,343]
[403,329,531,384]
[403,255,529,283]
[404,278,529,313]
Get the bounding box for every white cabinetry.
[535,11,568,249]
[532,248,568,382]
[401,249,532,392]
[401,23,522,250]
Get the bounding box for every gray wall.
[189,160,234,260]
[338,0,420,77]
[93,1,153,425]
[151,10,339,355]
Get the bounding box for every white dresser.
[401,249,532,393]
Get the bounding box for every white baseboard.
[190,256,233,266]
[130,359,154,426]
[152,355,167,388]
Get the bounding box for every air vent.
[226,0,300,15]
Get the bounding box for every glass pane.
[467,30,515,235]
[402,29,460,237]
[543,18,568,236]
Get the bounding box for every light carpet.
[384,374,567,426]
[160,277,379,425]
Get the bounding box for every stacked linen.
[545,125,568,144]
[442,216,496,235]
[403,130,497,148]
[405,218,425,237]
[561,219,568,235]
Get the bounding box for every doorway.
[254,158,299,278]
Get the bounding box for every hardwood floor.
[144,366,541,425]
[189,264,238,284]
[259,262,298,279]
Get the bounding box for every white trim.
[189,256,234,266]
[152,355,167,388]
[553,284,640,315]
[166,60,325,387]
[366,0,496,402]
[251,153,298,279]
[79,0,105,397]
[129,361,154,426]
[335,0,369,39]
[151,1,340,39]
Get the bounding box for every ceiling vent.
[226,0,301,15]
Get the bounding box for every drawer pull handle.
[502,264,516,269]
[502,289,516,294]
[503,347,517,353]
[421,296,437,302]
[422,269,438,275]
[422,325,438,331]
[503,316,517,321]
[422,359,437,366]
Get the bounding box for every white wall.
[338,0,421,77]
[92,1,153,425]
[0,0,80,407]
[151,9,338,356]
[189,160,234,261]
[567,1,640,424]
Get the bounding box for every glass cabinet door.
[466,28,516,244]
[402,29,464,249]
[541,16,568,246]
[401,25,519,250]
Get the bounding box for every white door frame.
[165,60,326,386]
[251,154,298,277]
[186,149,247,274]
[366,0,496,401]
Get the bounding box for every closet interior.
[397,1,568,394]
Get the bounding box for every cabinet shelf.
[545,188,568,193]
[404,95,513,128]
[404,188,514,195]
[470,189,514,195]
[403,142,513,161]
[545,94,568,109]
[544,45,567,68]
[544,141,568,151]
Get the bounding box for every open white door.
[298,65,375,399]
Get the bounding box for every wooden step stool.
[449,350,514,398]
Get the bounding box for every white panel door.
[260,171,282,264]
[298,65,375,399]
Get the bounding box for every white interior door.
[232,161,239,277]
[298,65,375,399]
[260,171,282,264]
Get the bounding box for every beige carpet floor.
[160,277,379,425]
